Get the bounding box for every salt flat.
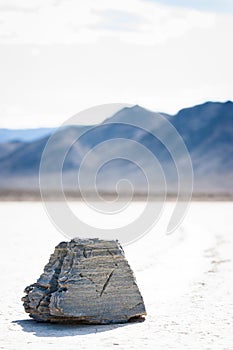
[0,202,232,350]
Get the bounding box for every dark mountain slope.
[0,101,232,195]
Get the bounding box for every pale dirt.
[0,202,232,350]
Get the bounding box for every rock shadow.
[12,318,144,337]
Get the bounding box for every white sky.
[0,0,232,128]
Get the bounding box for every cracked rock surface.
[22,238,146,324]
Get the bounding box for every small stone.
[22,238,146,324]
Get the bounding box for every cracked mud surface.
[0,202,232,349]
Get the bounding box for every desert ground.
[0,201,232,350]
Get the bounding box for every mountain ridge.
[0,101,232,196]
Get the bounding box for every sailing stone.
[22,238,146,324]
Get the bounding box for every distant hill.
[172,101,233,192]
[0,101,232,198]
[0,127,54,143]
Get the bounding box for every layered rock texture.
[22,238,146,324]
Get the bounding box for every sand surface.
[0,202,232,349]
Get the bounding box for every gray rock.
[22,238,146,324]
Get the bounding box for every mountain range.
[0,101,232,198]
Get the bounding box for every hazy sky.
[0,0,232,128]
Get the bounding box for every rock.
[22,238,146,324]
